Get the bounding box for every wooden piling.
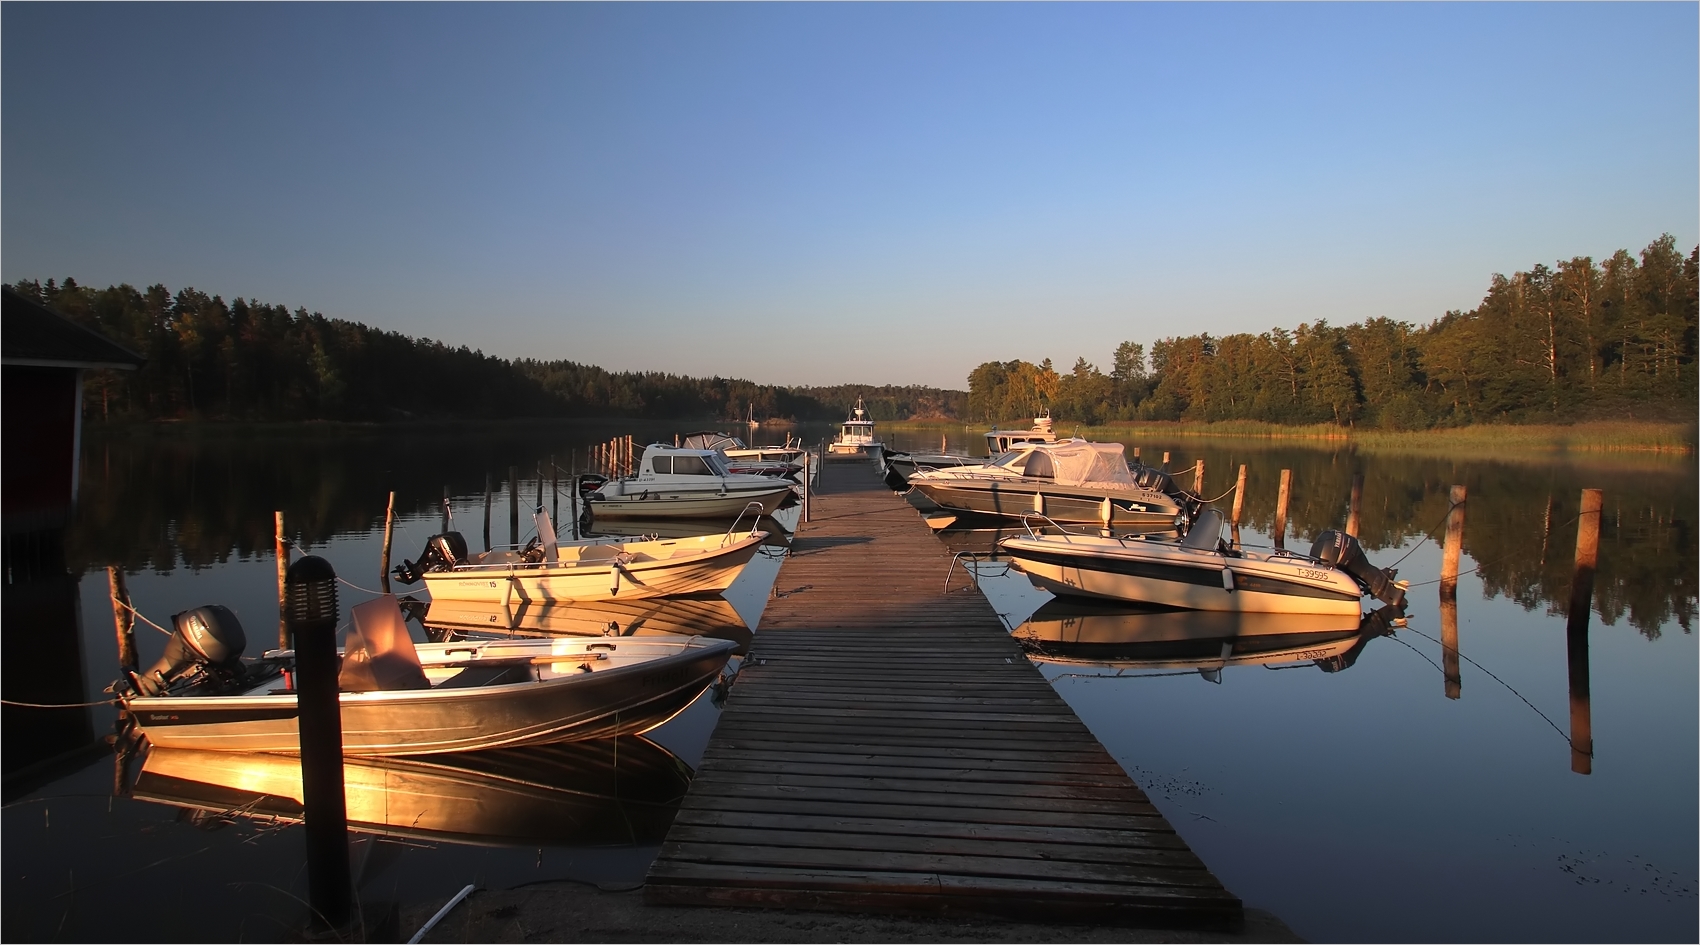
[1161,451,1170,471]
[508,465,519,547]
[551,454,559,523]
[275,511,289,648]
[1230,465,1247,548]
[1346,473,1364,538]
[1439,484,1467,700]
[569,451,580,540]
[440,485,450,532]
[1273,469,1292,550]
[801,450,811,523]
[483,472,493,551]
[1132,446,1140,461]
[1192,459,1204,495]
[1567,488,1603,774]
[107,565,137,673]
[535,462,543,511]
[379,491,395,593]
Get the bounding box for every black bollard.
[286,555,352,929]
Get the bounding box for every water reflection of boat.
[133,736,692,847]
[423,596,754,654]
[1001,509,1405,615]
[1015,599,1406,678]
[120,597,737,755]
[584,515,793,547]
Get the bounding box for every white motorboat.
[678,431,803,476]
[827,398,882,454]
[881,435,979,488]
[1015,598,1407,678]
[907,438,1187,527]
[134,735,693,847]
[985,409,1060,456]
[118,596,738,755]
[583,444,795,519]
[1000,509,1408,615]
[394,515,767,604]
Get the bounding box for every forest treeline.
[969,235,1697,427]
[9,279,965,423]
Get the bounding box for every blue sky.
[4,3,1695,388]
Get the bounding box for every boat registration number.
[1296,567,1332,582]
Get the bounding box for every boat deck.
[644,457,1243,928]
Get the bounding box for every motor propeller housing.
[132,604,247,696]
[1311,529,1406,608]
[392,531,470,584]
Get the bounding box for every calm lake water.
[3,421,1694,942]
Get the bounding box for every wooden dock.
[645,458,1243,929]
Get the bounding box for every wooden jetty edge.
[645,458,1244,929]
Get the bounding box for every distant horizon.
[6,4,1694,388]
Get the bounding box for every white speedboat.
[1015,598,1406,678]
[395,520,767,604]
[827,398,882,454]
[1000,509,1408,615]
[881,435,979,488]
[134,736,693,847]
[583,444,795,519]
[118,597,738,755]
[907,439,1185,527]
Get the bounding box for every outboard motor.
[132,605,247,696]
[1130,462,1201,519]
[1311,529,1406,607]
[391,531,469,585]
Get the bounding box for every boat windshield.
[655,453,719,476]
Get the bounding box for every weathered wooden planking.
[644,459,1242,929]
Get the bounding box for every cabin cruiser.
[1015,598,1407,679]
[985,410,1061,456]
[1000,509,1408,615]
[880,436,979,489]
[906,438,1189,528]
[116,595,737,755]
[583,444,794,518]
[392,508,767,603]
[827,398,882,454]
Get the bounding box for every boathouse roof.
[2,286,145,370]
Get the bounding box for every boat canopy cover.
[1031,439,1135,487]
[681,432,744,451]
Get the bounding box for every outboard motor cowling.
[392,531,470,585]
[133,604,247,696]
[1311,529,1405,608]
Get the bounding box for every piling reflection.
[131,735,693,847]
[1014,600,1406,680]
[420,595,754,654]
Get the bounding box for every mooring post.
[551,454,559,523]
[107,565,137,673]
[1273,469,1292,550]
[379,491,395,593]
[483,472,493,551]
[1567,488,1603,774]
[801,450,811,523]
[440,486,450,532]
[1230,464,1247,547]
[286,555,352,929]
[1162,451,1171,471]
[535,462,543,511]
[569,451,580,540]
[1346,473,1364,538]
[508,466,519,547]
[275,511,289,648]
[1439,484,1467,700]
[1192,459,1204,496]
[1132,447,1141,462]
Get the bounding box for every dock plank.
[645,458,1242,929]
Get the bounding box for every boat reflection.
[582,514,794,546]
[132,735,692,847]
[1015,600,1405,680]
[420,596,754,654]
[931,522,1180,560]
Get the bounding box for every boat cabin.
[985,410,1058,456]
[986,439,1136,487]
[828,398,881,453]
[636,445,733,480]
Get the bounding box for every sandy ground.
[391,883,1303,944]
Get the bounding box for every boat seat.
[435,660,534,689]
[576,544,624,561]
[1182,508,1226,551]
[339,596,431,692]
[479,550,527,565]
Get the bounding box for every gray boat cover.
[1028,439,1136,487]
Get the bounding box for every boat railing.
[1017,511,1078,541]
[721,501,767,546]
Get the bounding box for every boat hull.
[587,485,792,519]
[122,637,737,756]
[910,479,1180,527]
[421,533,765,603]
[1001,535,1364,615]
